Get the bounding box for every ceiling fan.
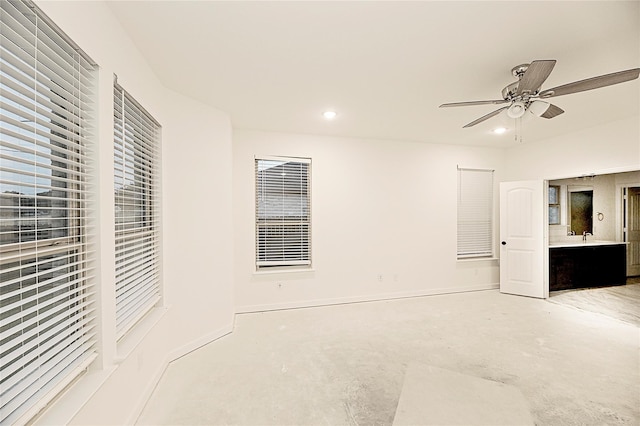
[440,60,640,128]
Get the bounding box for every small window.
[548,185,560,225]
[457,168,494,259]
[255,157,311,269]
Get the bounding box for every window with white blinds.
[457,167,494,259]
[255,157,311,268]
[0,1,97,424]
[114,80,161,340]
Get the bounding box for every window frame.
[548,185,561,225]
[457,167,495,259]
[0,1,98,424]
[255,156,312,270]
[113,78,162,341]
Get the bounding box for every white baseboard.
[236,283,499,314]
[126,322,234,425]
[167,322,234,361]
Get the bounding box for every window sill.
[116,306,168,363]
[253,268,315,276]
[32,362,117,426]
[457,257,498,263]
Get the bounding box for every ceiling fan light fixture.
[528,100,550,117]
[493,127,507,134]
[507,101,526,119]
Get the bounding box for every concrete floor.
[137,289,639,425]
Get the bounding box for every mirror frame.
[568,185,593,234]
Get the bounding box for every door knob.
[501,241,507,245]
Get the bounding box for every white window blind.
[114,80,161,340]
[255,157,311,268]
[0,1,97,424]
[457,167,494,258]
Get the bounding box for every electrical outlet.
[377,274,383,282]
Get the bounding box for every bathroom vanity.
[549,241,627,291]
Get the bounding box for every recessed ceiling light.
[493,127,507,134]
[323,111,337,120]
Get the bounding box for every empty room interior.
[1,1,639,425]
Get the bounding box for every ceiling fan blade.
[440,99,509,108]
[540,104,564,119]
[539,68,640,98]
[516,60,556,95]
[463,106,509,128]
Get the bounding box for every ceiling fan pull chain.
[520,117,523,143]
[515,116,523,143]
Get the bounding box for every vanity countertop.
[548,240,628,248]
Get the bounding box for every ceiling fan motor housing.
[511,63,530,78]
[502,82,519,100]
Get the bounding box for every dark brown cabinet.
[549,244,627,291]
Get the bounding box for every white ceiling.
[108,1,639,148]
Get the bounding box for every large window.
[0,1,97,423]
[114,80,161,340]
[255,157,311,269]
[457,167,494,259]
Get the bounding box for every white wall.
[504,116,640,181]
[233,130,505,312]
[34,2,234,424]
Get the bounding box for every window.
[457,167,494,258]
[548,185,560,225]
[255,157,311,269]
[0,1,97,424]
[113,80,161,340]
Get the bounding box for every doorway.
[624,186,640,277]
[547,172,640,297]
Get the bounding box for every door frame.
[616,181,640,242]
[617,182,640,276]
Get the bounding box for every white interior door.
[626,187,640,276]
[500,180,546,298]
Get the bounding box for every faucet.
[582,231,592,242]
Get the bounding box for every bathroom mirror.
[568,186,593,234]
